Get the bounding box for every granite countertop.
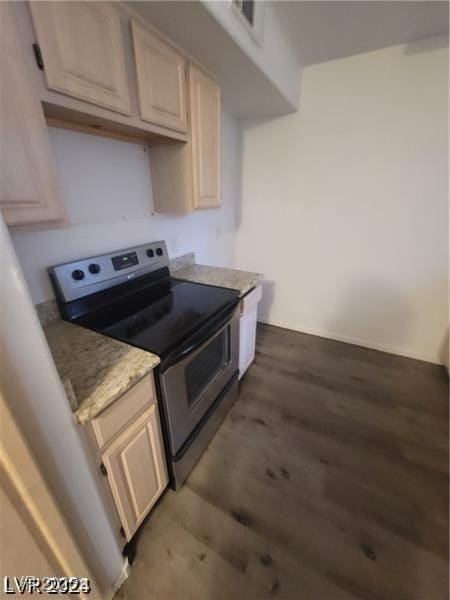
[172,263,262,297]
[42,318,160,424]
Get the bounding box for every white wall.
[11,110,242,304]
[236,35,448,364]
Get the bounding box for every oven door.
[159,305,239,456]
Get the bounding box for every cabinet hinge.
[100,462,108,477]
[120,526,126,539]
[32,43,44,70]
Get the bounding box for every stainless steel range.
[49,241,240,488]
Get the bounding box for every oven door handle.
[160,300,239,373]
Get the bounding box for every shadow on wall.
[257,280,275,322]
[403,33,449,56]
[325,277,448,364]
[438,327,449,371]
[255,276,448,366]
[326,278,414,351]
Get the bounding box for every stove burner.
[125,310,186,339]
[126,316,149,338]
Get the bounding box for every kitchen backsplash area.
[10,112,242,305]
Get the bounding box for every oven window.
[185,327,230,407]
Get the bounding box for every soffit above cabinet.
[126,0,300,118]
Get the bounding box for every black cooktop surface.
[75,278,240,358]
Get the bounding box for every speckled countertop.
[42,318,159,424]
[172,262,262,297]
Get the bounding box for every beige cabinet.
[132,21,188,133]
[101,405,167,540]
[189,64,221,209]
[150,65,221,213]
[29,2,131,115]
[0,2,64,227]
[7,1,221,218]
[87,375,168,542]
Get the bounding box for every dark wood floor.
[117,324,449,600]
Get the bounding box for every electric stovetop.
[74,277,239,359]
[48,241,240,363]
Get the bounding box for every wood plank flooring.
[116,324,449,600]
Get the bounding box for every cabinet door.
[29,2,130,115]
[189,65,221,209]
[132,21,188,133]
[0,3,64,226]
[101,405,168,540]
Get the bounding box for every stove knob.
[156,247,163,256]
[88,263,100,274]
[146,249,154,258]
[71,269,85,281]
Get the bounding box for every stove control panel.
[48,241,169,303]
[111,251,139,271]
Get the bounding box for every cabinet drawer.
[240,284,262,315]
[91,375,156,450]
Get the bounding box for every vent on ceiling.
[232,0,255,27]
[231,0,264,43]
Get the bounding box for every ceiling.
[127,1,448,118]
[127,1,296,118]
[274,1,449,66]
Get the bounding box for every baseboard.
[258,318,442,365]
[104,557,129,600]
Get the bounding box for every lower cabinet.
[101,404,167,540]
[86,374,168,542]
[239,285,262,378]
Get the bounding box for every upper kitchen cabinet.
[14,1,188,144]
[0,2,64,227]
[29,2,131,115]
[189,64,221,209]
[150,65,221,213]
[132,22,188,133]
